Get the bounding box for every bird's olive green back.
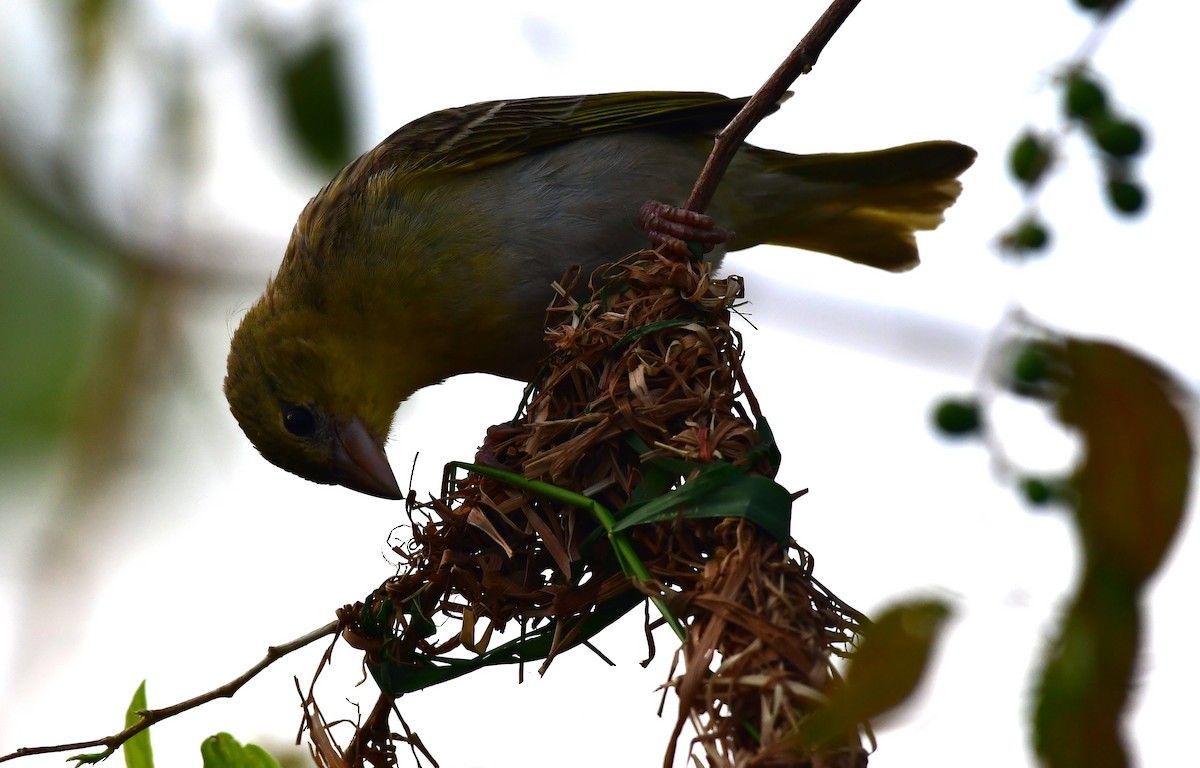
[368,91,762,175]
[293,92,763,265]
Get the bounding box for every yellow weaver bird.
[225,91,976,498]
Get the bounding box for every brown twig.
[0,621,339,764]
[684,0,864,214]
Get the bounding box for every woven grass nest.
[328,248,866,768]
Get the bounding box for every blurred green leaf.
[200,733,280,768]
[1056,340,1192,583]
[1032,339,1192,768]
[793,599,953,749]
[1034,565,1138,768]
[276,33,356,172]
[0,185,117,457]
[123,681,153,768]
[69,0,124,77]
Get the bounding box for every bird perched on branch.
[225,91,976,498]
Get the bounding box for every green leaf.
[1055,340,1192,583]
[0,186,117,456]
[626,427,789,537]
[368,590,644,695]
[626,455,680,507]
[1032,339,1192,767]
[68,680,154,766]
[795,600,953,748]
[611,318,702,355]
[615,463,793,544]
[69,0,121,77]
[122,681,153,768]
[743,417,783,477]
[1033,564,1138,768]
[200,733,280,768]
[277,33,356,172]
[618,460,741,524]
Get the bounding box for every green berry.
[933,399,982,437]
[1010,132,1052,185]
[1092,118,1145,157]
[1020,478,1054,506]
[1012,345,1050,385]
[1014,220,1050,251]
[1063,76,1108,121]
[1073,0,1125,13]
[1000,218,1051,256]
[1106,179,1146,214]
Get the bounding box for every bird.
[224,91,976,499]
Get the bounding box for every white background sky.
[1,1,1197,767]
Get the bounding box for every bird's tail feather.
[733,140,977,272]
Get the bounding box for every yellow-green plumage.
[225,91,976,497]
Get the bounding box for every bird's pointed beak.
[331,416,403,500]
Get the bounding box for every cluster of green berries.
[943,0,1137,505]
[1062,72,1147,213]
[1003,66,1148,255]
[932,342,1072,508]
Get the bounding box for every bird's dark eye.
[282,405,317,437]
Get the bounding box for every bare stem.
[0,621,339,764]
[684,0,864,214]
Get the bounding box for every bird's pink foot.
[475,422,523,470]
[638,201,734,259]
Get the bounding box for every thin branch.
[0,621,339,765]
[684,0,864,214]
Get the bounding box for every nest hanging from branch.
[326,247,866,768]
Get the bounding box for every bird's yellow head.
[224,281,405,500]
